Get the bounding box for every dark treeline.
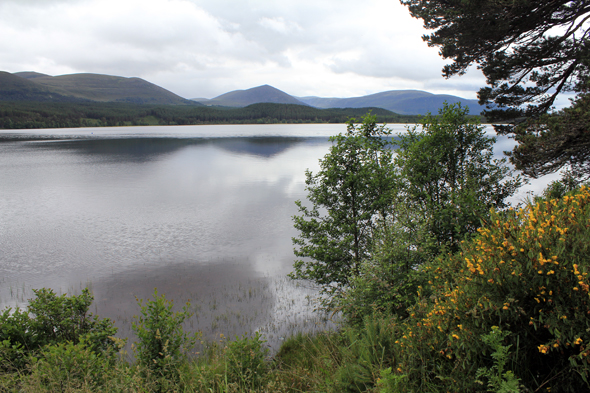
[0,101,420,129]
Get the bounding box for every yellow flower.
[538,344,549,354]
[575,338,583,345]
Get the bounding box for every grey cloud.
[0,0,485,100]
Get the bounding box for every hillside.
[0,71,79,102]
[195,85,487,115]
[12,72,198,105]
[297,90,487,115]
[2,70,486,115]
[197,85,308,107]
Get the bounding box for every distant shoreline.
[0,101,431,130]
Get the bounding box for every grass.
[0,328,347,392]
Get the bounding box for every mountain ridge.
[4,72,198,105]
[194,85,486,115]
[295,90,486,115]
[198,85,309,107]
[2,70,485,115]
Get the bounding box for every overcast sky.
[0,0,488,100]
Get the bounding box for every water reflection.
[0,128,338,350]
[24,136,329,163]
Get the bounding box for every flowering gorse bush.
[384,186,590,392]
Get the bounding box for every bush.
[393,102,520,253]
[334,316,402,392]
[340,206,433,324]
[0,288,118,372]
[25,339,113,391]
[132,288,199,389]
[390,186,590,392]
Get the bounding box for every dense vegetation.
[0,101,419,129]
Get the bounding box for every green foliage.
[273,331,349,393]
[0,288,118,372]
[334,316,401,392]
[376,366,408,393]
[26,338,114,391]
[510,92,590,182]
[395,102,520,252]
[538,171,590,203]
[341,103,519,325]
[340,213,431,323]
[132,288,199,388]
[475,327,521,393]
[401,0,589,181]
[290,113,396,306]
[225,332,269,389]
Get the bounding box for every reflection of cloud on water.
[0,135,333,289]
[207,139,330,198]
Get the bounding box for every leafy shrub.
[389,186,590,392]
[0,288,117,372]
[290,113,396,308]
[475,327,521,393]
[393,102,520,254]
[26,338,112,391]
[340,207,433,324]
[132,288,199,389]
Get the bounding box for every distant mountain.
[2,70,485,115]
[0,71,78,102]
[195,85,309,107]
[194,85,486,116]
[9,72,199,105]
[297,90,487,116]
[15,71,52,79]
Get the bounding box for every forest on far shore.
[0,101,422,129]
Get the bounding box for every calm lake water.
[0,123,555,350]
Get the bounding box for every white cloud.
[0,0,487,99]
[258,17,303,35]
